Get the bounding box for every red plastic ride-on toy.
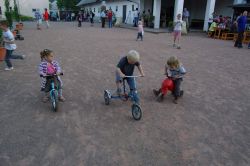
[153,78,184,102]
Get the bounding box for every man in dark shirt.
[234,11,248,48]
[116,50,145,104]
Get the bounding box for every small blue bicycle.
[40,73,63,112]
[104,76,142,120]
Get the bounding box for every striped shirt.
[38,60,62,88]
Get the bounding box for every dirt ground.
[0,22,249,166]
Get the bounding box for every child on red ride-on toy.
[153,56,186,104]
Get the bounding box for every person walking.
[133,8,139,27]
[0,20,25,71]
[101,10,106,28]
[43,8,50,28]
[35,9,42,30]
[77,12,83,27]
[90,11,95,26]
[183,8,190,31]
[234,11,248,48]
[108,9,113,28]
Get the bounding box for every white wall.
[19,0,49,18]
[215,0,234,17]
[83,0,139,24]
[0,0,49,19]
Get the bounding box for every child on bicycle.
[39,49,65,102]
[116,50,145,104]
[153,56,186,104]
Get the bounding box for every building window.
[0,6,2,15]
[94,8,95,12]
[132,5,134,11]
[116,6,118,12]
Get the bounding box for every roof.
[228,3,250,8]
[76,0,97,6]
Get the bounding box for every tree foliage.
[4,0,13,29]
[13,0,20,21]
[57,0,80,11]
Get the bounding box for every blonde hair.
[167,56,180,68]
[40,49,53,60]
[127,50,140,63]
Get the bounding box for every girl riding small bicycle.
[39,49,65,102]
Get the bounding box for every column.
[153,0,161,29]
[203,0,216,31]
[174,0,184,22]
[140,0,145,12]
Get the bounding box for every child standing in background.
[136,21,144,41]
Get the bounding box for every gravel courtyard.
[0,22,249,166]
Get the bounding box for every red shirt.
[108,12,112,20]
[43,11,49,21]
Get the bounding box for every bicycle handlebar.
[40,73,63,77]
[123,75,143,78]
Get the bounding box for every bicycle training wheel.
[104,90,110,105]
[131,104,142,121]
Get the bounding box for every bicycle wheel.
[51,91,58,112]
[104,90,110,105]
[131,104,142,121]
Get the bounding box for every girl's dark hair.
[40,49,52,60]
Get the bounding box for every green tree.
[13,0,20,21]
[57,0,64,10]
[57,0,79,11]
[4,0,13,29]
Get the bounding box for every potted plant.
[149,15,155,28]
[0,28,6,61]
[168,21,174,32]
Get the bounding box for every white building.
[77,0,249,31]
[77,0,140,24]
[141,0,249,30]
[0,0,49,19]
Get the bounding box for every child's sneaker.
[4,67,14,71]
[153,89,160,97]
[59,96,66,102]
[177,46,181,49]
[156,93,164,102]
[43,95,50,103]
[173,97,178,104]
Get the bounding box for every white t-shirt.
[174,20,183,31]
[3,30,17,50]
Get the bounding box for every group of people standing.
[100,9,115,28]
[208,10,249,49]
[34,8,50,30]
[77,11,95,27]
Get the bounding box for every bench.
[221,33,235,40]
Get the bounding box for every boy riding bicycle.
[116,50,145,104]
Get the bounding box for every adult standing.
[43,8,50,28]
[183,8,190,31]
[133,8,139,27]
[108,9,113,28]
[35,9,42,30]
[101,10,106,28]
[234,11,248,48]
